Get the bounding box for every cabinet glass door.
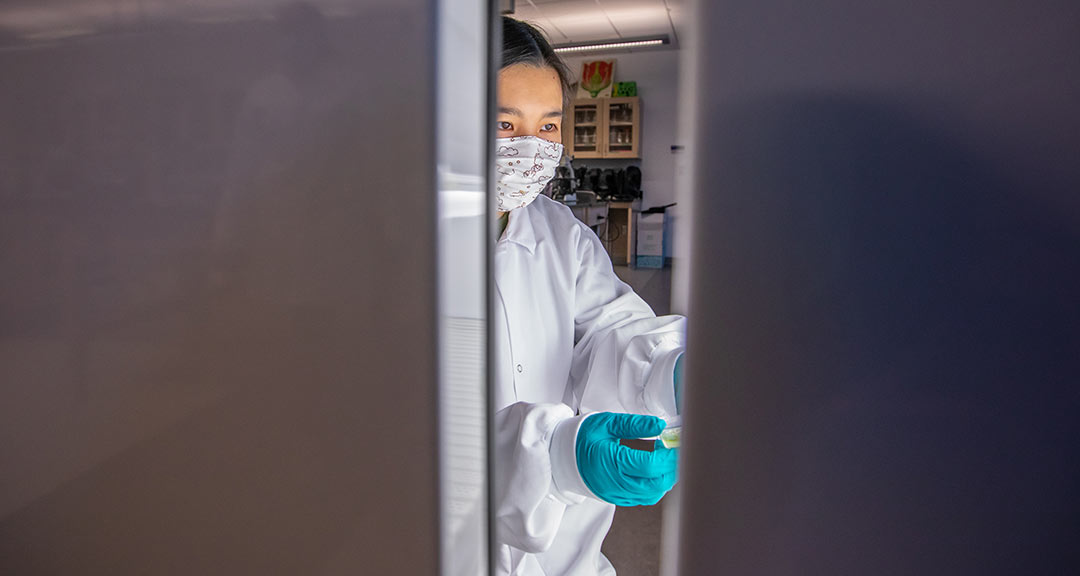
[572,102,601,155]
[606,99,636,156]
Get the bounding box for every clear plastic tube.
[659,426,681,449]
[656,416,682,449]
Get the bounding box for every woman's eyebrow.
[497,107,562,118]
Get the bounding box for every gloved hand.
[576,412,679,506]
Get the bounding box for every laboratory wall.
[562,49,683,260]
[679,0,1080,574]
[0,1,442,573]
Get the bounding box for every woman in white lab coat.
[493,17,686,576]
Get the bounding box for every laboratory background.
[1,0,1078,575]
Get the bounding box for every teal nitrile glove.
[575,413,679,506]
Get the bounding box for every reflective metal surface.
[436,1,490,575]
[679,1,1080,574]
[1,1,441,573]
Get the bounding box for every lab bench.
[563,199,640,267]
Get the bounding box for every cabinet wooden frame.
[563,97,640,159]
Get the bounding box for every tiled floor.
[602,264,674,576]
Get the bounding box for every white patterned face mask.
[494,136,564,212]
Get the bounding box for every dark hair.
[502,16,572,104]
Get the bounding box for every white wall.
[562,49,684,259]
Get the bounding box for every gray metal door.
[677,1,1080,573]
[0,1,456,573]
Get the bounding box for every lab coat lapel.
[494,206,539,407]
[503,203,537,254]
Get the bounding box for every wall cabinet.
[564,97,640,159]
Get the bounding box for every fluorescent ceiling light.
[553,36,669,54]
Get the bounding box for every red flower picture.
[580,60,615,98]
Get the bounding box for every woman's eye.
[497,121,513,131]
[541,123,558,132]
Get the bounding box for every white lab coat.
[493,195,685,576]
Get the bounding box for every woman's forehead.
[498,64,563,112]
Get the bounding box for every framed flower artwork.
[576,60,615,98]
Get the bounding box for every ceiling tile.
[512,0,674,45]
[598,0,671,39]
[510,2,571,42]
[528,1,618,43]
[511,0,673,45]
[663,0,688,44]
[509,3,540,20]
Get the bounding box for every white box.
[636,212,665,268]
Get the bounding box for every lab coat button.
[516,364,523,373]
